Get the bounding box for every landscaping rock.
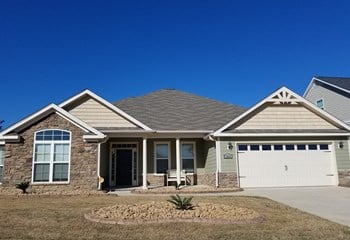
[85,201,262,225]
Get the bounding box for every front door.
[116,149,132,186]
[110,143,138,187]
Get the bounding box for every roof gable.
[214,87,350,136]
[0,104,106,142]
[113,89,247,131]
[59,90,152,131]
[304,76,350,97]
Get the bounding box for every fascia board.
[0,103,58,136]
[214,86,350,136]
[59,89,152,131]
[296,93,350,131]
[214,132,350,137]
[0,135,19,141]
[155,130,212,133]
[213,87,286,135]
[303,77,317,97]
[313,77,350,95]
[1,103,106,140]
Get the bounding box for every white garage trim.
[236,141,338,188]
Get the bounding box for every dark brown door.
[116,149,133,186]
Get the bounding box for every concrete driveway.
[236,186,350,227]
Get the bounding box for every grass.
[0,194,349,240]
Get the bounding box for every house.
[1,86,350,193]
[304,76,350,124]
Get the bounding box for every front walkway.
[107,185,241,195]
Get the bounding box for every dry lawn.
[0,194,349,240]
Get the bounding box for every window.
[285,144,295,150]
[262,145,271,151]
[308,144,317,150]
[181,143,195,173]
[319,144,329,150]
[297,144,306,150]
[0,146,3,183]
[316,99,324,110]
[155,143,170,174]
[238,145,248,151]
[274,144,283,151]
[33,130,71,183]
[250,145,260,151]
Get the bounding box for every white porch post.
[97,143,102,190]
[176,138,181,185]
[142,138,148,189]
[215,138,221,188]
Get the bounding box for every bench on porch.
[166,169,188,186]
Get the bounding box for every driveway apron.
[236,186,350,227]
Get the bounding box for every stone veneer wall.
[146,174,166,186]
[338,170,350,187]
[196,173,216,186]
[196,172,238,188]
[1,113,99,194]
[145,174,197,187]
[218,172,238,188]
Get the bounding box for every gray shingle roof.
[113,89,247,131]
[315,76,350,92]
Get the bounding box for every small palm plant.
[167,194,194,210]
[16,181,30,194]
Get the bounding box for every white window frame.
[32,129,71,184]
[154,142,171,175]
[181,142,196,174]
[316,98,325,110]
[0,145,4,184]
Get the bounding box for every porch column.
[176,138,181,185]
[215,138,221,188]
[97,143,102,190]
[142,138,148,189]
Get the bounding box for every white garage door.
[237,143,337,188]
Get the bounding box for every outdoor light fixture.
[338,141,344,149]
[227,142,233,150]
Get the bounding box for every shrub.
[16,181,30,194]
[167,194,194,210]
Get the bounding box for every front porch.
[98,137,220,189]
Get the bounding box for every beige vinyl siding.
[334,140,350,169]
[69,98,137,128]
[305,83,350,122]
[220,140,236,172]
[236,105,337,130]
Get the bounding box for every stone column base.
[338,170,350,187]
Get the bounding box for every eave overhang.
[214,132,350,137]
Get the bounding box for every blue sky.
[1,0,350,128]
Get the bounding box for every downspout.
[97,138,108,190]
[215,137,221,188]
[97,143,102,190]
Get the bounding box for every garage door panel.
[238,143,337,188]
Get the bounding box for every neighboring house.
[304,76,350,124]
[1,87,350,193]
